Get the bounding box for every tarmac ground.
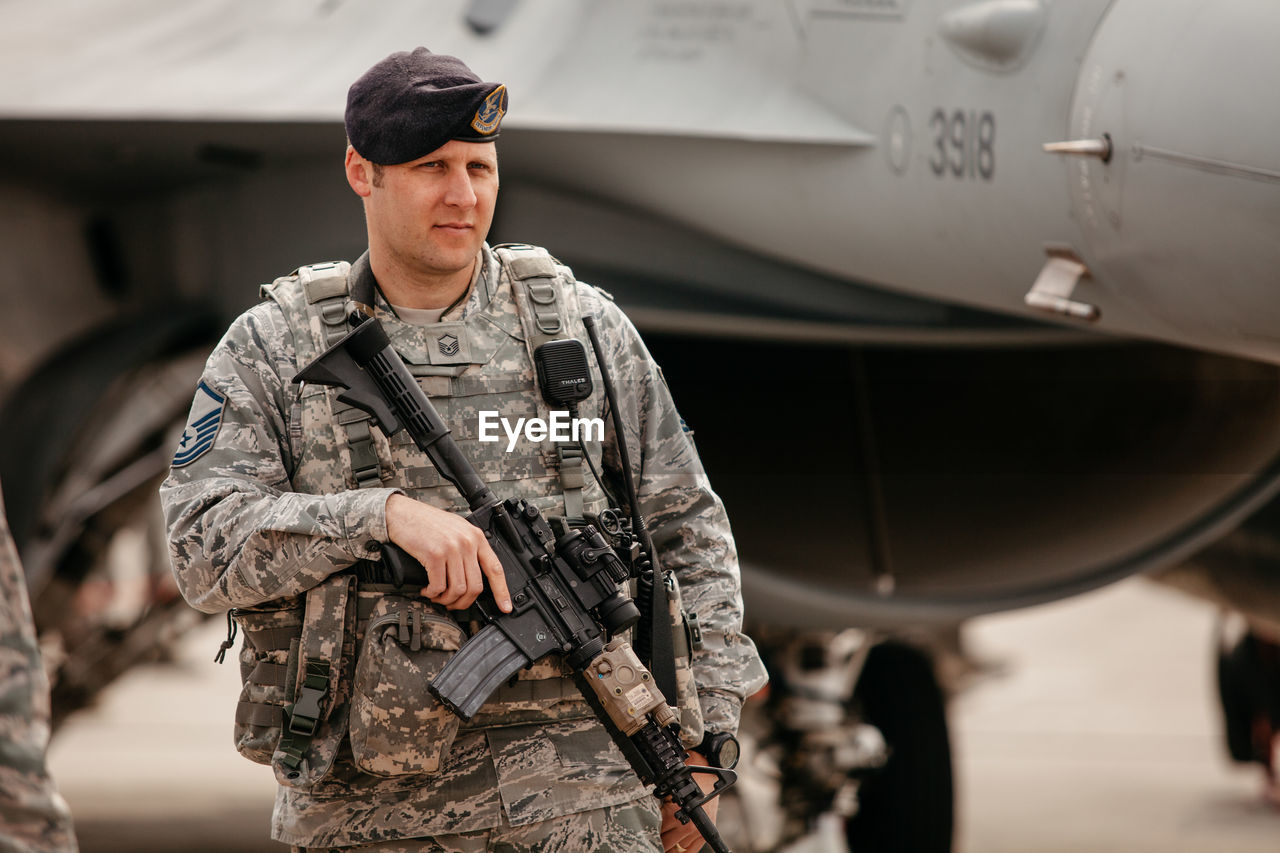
[952,577,1278,853]
[47,576,1280,852]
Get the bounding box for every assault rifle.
[295,317,735,853]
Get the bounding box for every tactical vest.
[230,247,701,790]
[282,248,609,526]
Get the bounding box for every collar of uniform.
[361,246,515,368]
[347,251,397,324]
[349,247,495,324]
[443,244,498,323]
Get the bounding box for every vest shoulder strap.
[260,261,352,368]
[494,244,583,355]
[263,261,382,490]
[493,244,590,521]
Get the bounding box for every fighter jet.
[0,1,1277,850]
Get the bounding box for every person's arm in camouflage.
[584,290,769,737]
[160,303,399,614]
[0,488,78,853]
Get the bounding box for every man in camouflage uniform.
[0,484,78,852]
[161,48,766,853]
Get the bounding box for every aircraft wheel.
[845,640,953,853]
[1216,626,1279,765]
[0,308,221,726]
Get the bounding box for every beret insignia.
[471,85,508,136]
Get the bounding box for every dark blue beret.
[345,48,508,165]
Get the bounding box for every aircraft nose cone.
[1063,0,1280,359]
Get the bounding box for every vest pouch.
[667,572,706,747]
[231,604,302,764]
[272,574,357,789]
[349,595,465,777]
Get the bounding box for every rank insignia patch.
[471,85,508,135]
[172,382,226,467]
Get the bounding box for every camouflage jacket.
[160,244,767,846]
[0,487,78,853]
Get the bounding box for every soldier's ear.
[345,146,374,197]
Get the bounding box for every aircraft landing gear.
[721,630,953,853]
[0,309,221,728]
[845,641,953,853]
[1216,616,1280,806]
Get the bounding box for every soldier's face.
[351,139,499,283]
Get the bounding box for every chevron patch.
[172,382,226,467]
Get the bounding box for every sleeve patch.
[172,382,227,467]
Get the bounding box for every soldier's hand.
[385,494,511,612]
[660,751,718,853]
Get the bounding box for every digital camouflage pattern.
[274,574,358,789]
[161,244,767,847]
[349,594,464,776]
[0,488,77,853]
[666,574,704,744]
[233,602,301,764]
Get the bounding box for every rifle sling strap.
[649,571,676,707]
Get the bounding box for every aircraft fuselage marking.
[929,108,996,181]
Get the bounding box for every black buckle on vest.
[287,659,331,736]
